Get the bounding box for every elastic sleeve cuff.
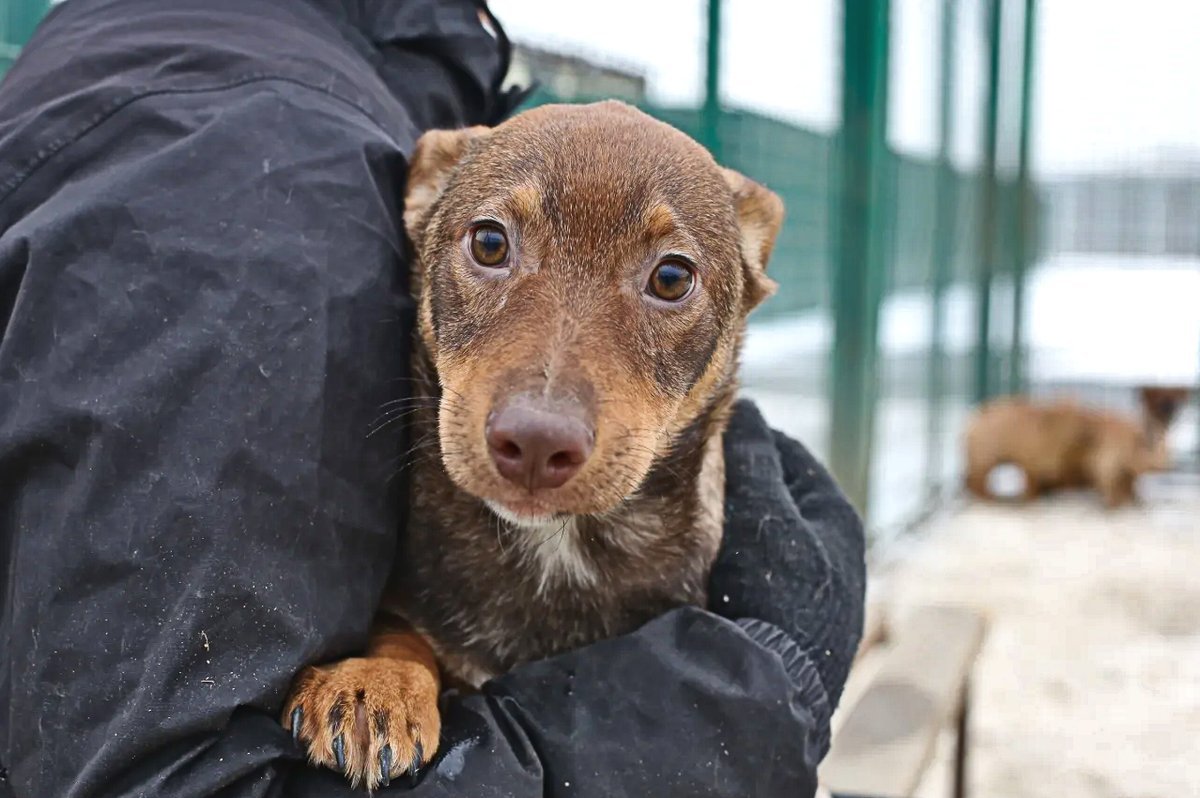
[736,617,833,757]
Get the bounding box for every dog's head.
[1136,386,1189,473]
[1138,386,1190,429]
[404,101,783,524]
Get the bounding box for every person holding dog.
[0,1,865,796]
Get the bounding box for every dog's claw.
[283,660,441,787]
[409,741,423,779]
[332,735,346,771]
[290,708,303,745]
[379,745,392,787]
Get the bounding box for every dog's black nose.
[486,404,594,490]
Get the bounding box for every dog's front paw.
[283,657,440,790]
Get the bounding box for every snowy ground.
[871,474,1200,798]
[740,255,1200,532]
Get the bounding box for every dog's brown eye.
[469,224,509,267]
[647,260,695,302]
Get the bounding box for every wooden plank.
[855,602,888,664]
[821,605,987,798]
[832,602,889,738]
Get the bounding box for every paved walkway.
[874,474,1200,798]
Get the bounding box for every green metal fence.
[1,0,1039,530]
[1,0,48,74]
[518,0,1037,529]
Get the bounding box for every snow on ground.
[748,255,1200,796]
[876,476,1200,798]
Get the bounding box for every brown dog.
[281,101,784,789]
[964,387,1187,508]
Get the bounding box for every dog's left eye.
[646,260,695,302]
[469,224,510,268]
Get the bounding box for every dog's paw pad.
[283,658,441,790]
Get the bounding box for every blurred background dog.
[964,387,1189,507]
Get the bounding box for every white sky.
[490,0,1200,175]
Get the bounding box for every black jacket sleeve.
[0,2,865,797]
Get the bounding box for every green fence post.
[2,0,49,75]
[1010,0,1037,394]
[973,0,1002,404]
[6,0,49,45]
[701,0,723,162]
[829,0,890,516]
[926,0,958,497]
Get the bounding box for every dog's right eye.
[468,224,510,268]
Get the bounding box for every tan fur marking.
[695,428,727,566]
[508,184,542,221]
[643,202,678,241]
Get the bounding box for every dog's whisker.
[367,408,437,439]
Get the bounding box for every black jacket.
[0,1,866,796]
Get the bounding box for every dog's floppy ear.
[404,126,490,251]
[722,168,784,310]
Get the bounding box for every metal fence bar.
[1010,0,1037,395]
[973,0,1003,404]
[5,0,49,48]
[2,0,48,76]
[926,0,959,498]
[829,0,891,514]
[701,0,723,163]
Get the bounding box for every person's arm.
[713,400,868,714]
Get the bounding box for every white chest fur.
[486,502,598,593]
